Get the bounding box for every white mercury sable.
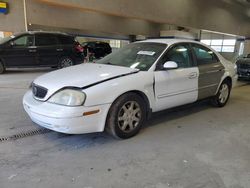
[23,39,238,139]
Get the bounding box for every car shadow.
[145,99,212,128]
[42,100,213,150]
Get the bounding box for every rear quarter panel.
[216,54,237,90]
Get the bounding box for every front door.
[1,34,36,67]
[154,43,198,112]
[35,34,60,66]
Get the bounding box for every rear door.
[57,35,75,58]
[154,43,198,111]
[191,43,225,99]
[35,33,60,66]
[1,34,36,67]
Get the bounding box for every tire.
[211,80,231,107]
[0,62,5,74]
[58,57,74,68]
[106,93,147,139]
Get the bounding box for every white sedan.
[23,39,237,139]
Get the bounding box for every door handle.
[29,49,37,53]
[188,72,198,79]
[56,49,63,52]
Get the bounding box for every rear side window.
[58,35,74,45]
[35,34,58,46]
[103,43,111,49]
[192,44,219,65]
[96,43,106,48]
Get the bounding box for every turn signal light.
[83,110,100,116]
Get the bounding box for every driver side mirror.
[163,61,178,70]
[9,41,15,47]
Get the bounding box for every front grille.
[32,84,48,99]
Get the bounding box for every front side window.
[12,35,34,47]
[35,34,58,46]
[192,44,218,65]
[158,43,193,69]
[97,42,167,71]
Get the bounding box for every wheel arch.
[104,90,151,138]
[0,57,5,67]
[0,58,6,74]
[216,73,233,94]
[223,76,232,89]
[128,90,151,118]
[106,90,152,121]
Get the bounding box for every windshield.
[0,35,15,45]
[97,42,167,71]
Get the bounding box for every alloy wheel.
[117,101,142,133]
[219,83,229,104]
[61,58,73,68]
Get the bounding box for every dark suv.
[236,54,250,79]
[82,41,112,59]
[0,31,84,74]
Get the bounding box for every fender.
[81,70,140,90]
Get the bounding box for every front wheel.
[58,57,74,68]
[0,62,5,74]
[211,80,231,107]
[106,93,147,139]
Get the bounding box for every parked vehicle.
[82,41,112,59]
[236,54,250,79]
[0,31,84,74]
[23,39,237,139]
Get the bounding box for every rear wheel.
[58,57,74,68]
[0,62,5,74]
[211,80,231,107]
[106,93,147,139]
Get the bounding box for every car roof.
[137,38,225,60]
[83,41,109,44]
[138,38,201,46]
[13,31,72,36]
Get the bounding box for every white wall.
[0,32,4,38]
[35,0,250,36]
[0,0,26,32]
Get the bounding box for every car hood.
[33,63,139,100]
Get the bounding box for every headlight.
[48,89,86,106]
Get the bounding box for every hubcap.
[118,101,142,133]
[61,58,73,68]
[219,84,229,104]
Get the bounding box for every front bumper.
[237,67,250,79]
[237,72,250,79]
[232,74,238,87]
[23,90,111,134]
